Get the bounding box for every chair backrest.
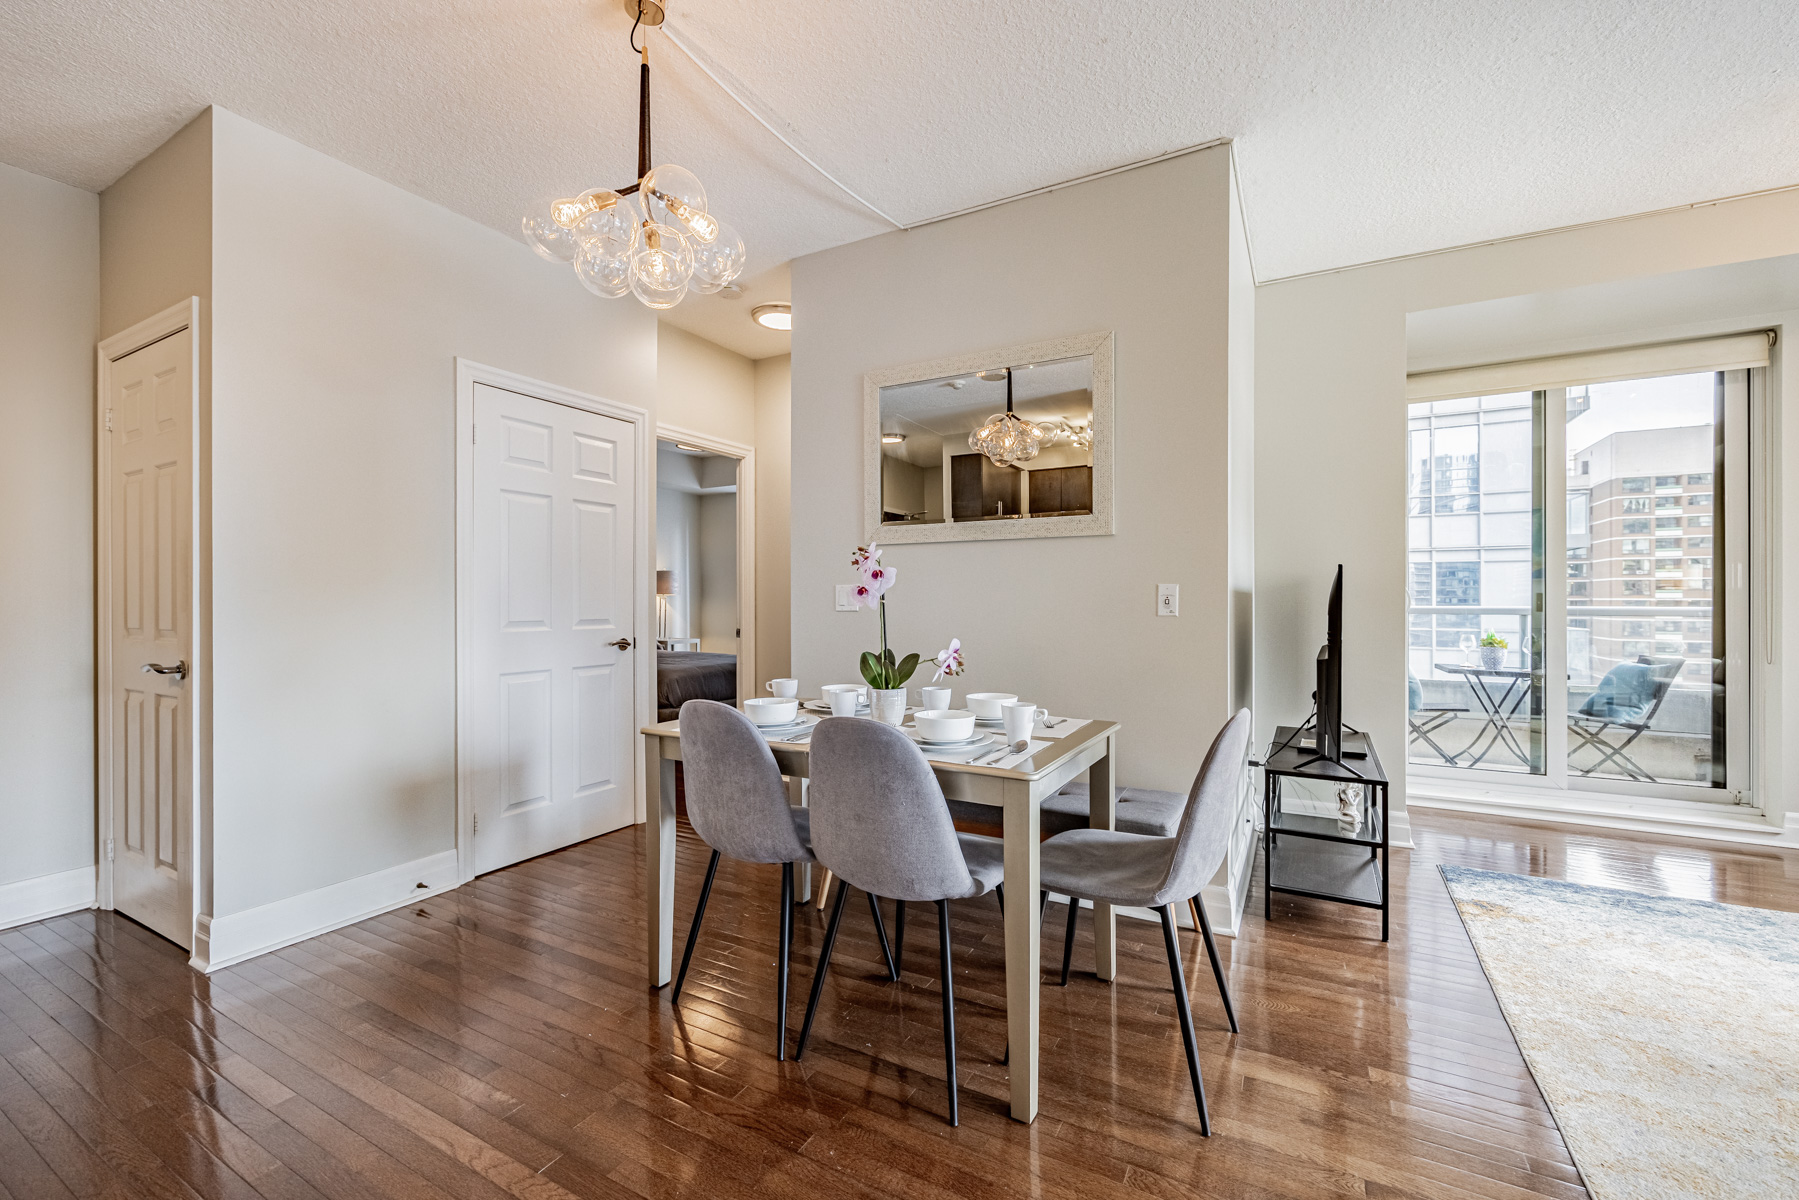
[679,700,808,864]
[807,717,980,903]
[1153,709,1254,906]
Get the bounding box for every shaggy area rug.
[1440,866,1799,1200]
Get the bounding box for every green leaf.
[860,651,883,688]
[893,653,921,686]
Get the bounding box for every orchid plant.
[849,542,966,690]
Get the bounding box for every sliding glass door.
[1407,369,1751,803]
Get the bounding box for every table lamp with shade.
[656,570,676,643]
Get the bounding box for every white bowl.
[964,692,1017,720]
[913,709,977,743]
[743,697,800,726]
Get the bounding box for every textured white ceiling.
[5,0,1798,358]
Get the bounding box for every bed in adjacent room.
[657,651,737,721]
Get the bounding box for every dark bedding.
[657,652,737,721]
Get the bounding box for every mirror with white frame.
[863,331,1113,543]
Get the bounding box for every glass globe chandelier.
[520,0,746,309]
[968,368,1047,466]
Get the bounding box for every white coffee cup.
[919,686,952,711]
[965,692,1017,720]
[765,677,799,698]
[822,684,864,716]
[1002,701,1047,743]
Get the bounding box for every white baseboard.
[0,866,96,931]
[191,849,459,973]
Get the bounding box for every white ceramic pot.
[1480,645,1505,671]
[871,688,908,725]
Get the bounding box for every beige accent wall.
[1255,187,1799,837]
[207,108,658,917]
[754,355,792,683]
[657,321,755,445]
[790,146,1252,792]
[0,163,99,890]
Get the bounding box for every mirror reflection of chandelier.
[520,0,746,309]
[968,368,1047,466]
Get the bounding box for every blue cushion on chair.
[1408,672,1424,712]
[1578,662,1656,724]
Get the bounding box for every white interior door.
[470,383,638,875]
[107,329,194,947]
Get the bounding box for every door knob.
[609,638,633,651]
[142,660,188,680]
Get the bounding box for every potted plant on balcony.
[1478,631,1508,671]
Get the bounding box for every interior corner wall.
[698,493,738,652]
[0,163,99,897]
[207,108,656,920]
[1226,154,1255,718]
[1253,187,1799,835]
[790,146,1243,791]
[754,355,792,683]
[657,321,755,445]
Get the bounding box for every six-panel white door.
[470,383,638,875]
[108,329,194,947]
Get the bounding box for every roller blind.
[1407,331,1772,403]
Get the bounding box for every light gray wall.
[1255,186,1799,832]
[754,355,792,683]
[790,147,1250,791]
[0,163,99,890]
[656,487,701,638]
[208,108,658,918]
[698,493,738,653]
[657,321,755,445]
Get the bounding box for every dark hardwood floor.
[0,809,1793,1200]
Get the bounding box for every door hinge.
[105,837,114,861]
[472,813,479,835]
[471,424,477,443]
[104,409,114,433]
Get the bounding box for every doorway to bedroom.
[655,433,756,723]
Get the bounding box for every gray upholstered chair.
[795,717,1004,1126]
[674,700,897,1060]
[1040,708,1253,1135]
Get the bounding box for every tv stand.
[1262,725,1390,941]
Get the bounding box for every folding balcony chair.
[1407,671,1468,765]
[1568,656,1685,783]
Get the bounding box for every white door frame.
[95,297,205,937]
[454,358,653,885]
[654,423,757,700]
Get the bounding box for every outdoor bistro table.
[1433,663,1536,768]
[642,708,1122,1124]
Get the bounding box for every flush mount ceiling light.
[968,367,1046,466]
[751,303,792,330]
[880,432,906,444]
[520,0,745,309]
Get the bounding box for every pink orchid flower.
[932,638,965,681]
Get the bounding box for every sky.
[1566,372,1714,457]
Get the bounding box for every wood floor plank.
[18,808,1795,1197]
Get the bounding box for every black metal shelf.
[1261,725,1391,940]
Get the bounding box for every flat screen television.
[1313,564,1344,762]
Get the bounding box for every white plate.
[804,699,868,714]
[905,729,995,750]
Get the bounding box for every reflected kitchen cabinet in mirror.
[863,331,1113,544]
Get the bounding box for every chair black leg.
[1159,904,1211,1135]
[777,863,794,1059]
[936,899,960,1126]
[1193,896,1238,1034]
[867,891,898,981]
[893,899,905,976]
[1060,897,1079,986]
[995,883,1004,912]
[672,849,720,1004]
[796,883,851,1059]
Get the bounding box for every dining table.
[642,704,1122,1124]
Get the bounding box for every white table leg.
[1089,733,1118,981]
[646,739,677,987]
[1002,777,1041,1122]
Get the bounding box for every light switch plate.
[1157,583,1179,616]
[835,584,858,612]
